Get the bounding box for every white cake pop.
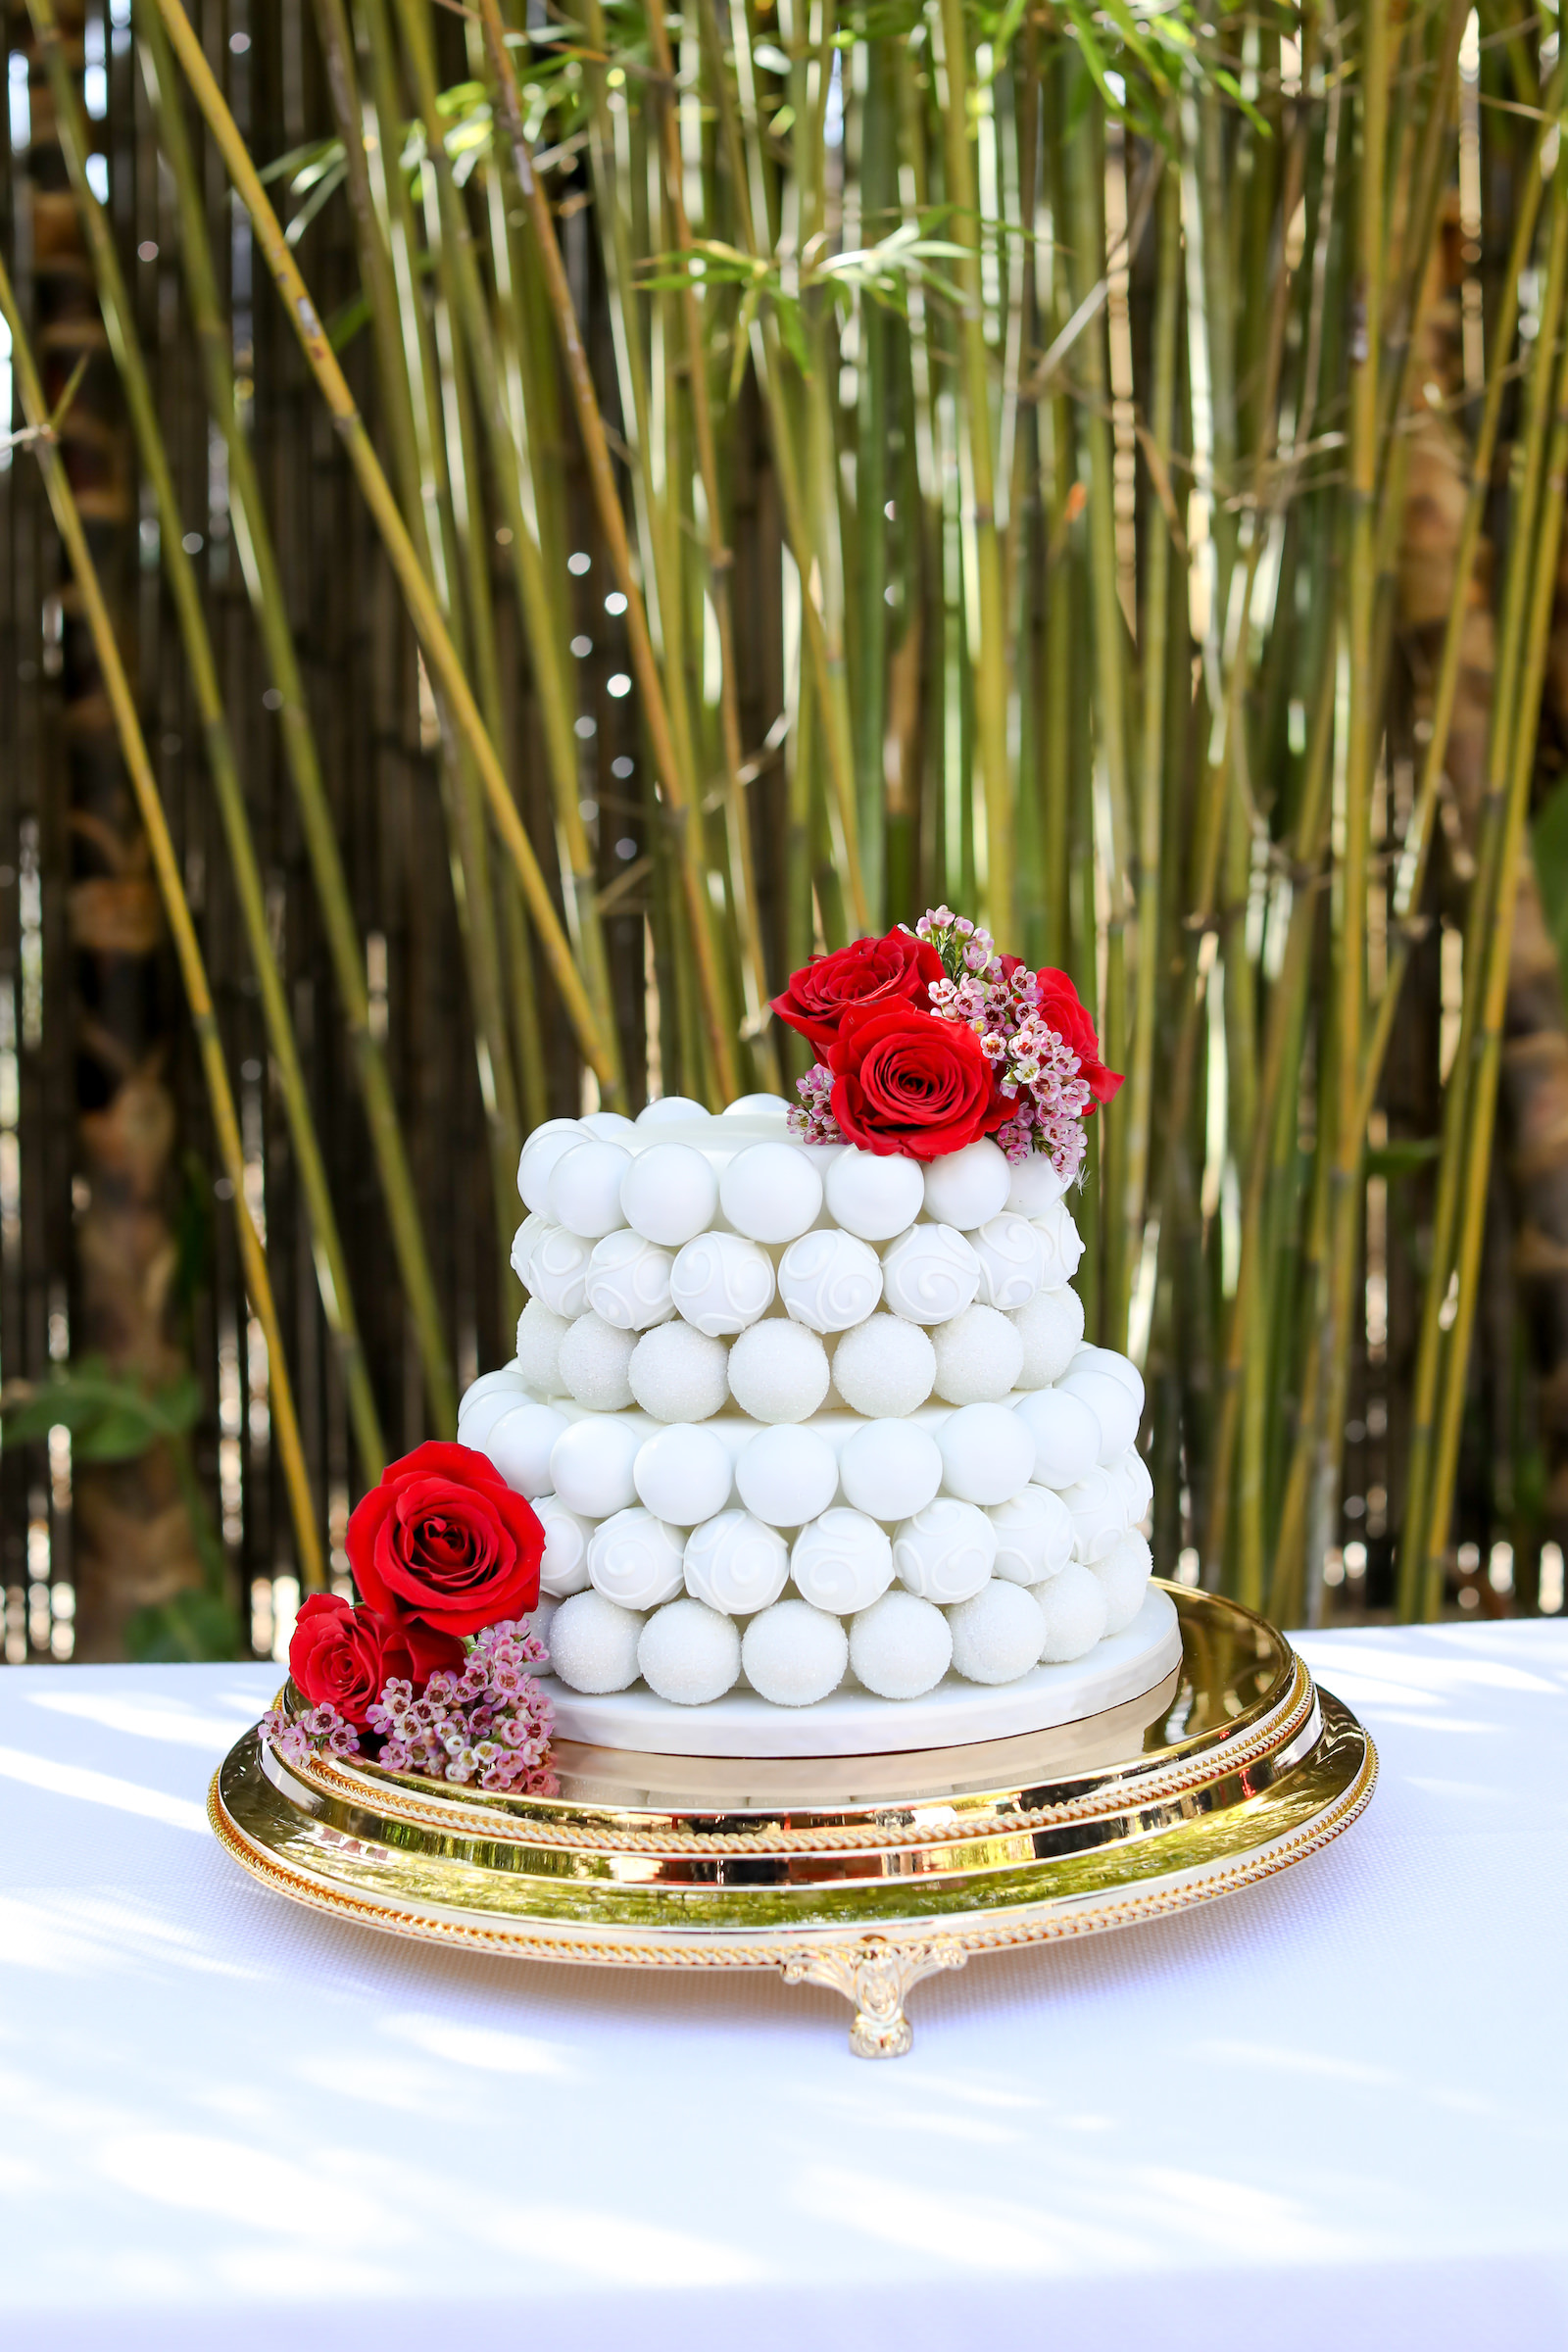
[628,1319,731,1423]
[931,1303,1024,1404]
[584,1229,676,1331]
[937,1400,1036,1506]
[533,1493,595,1597]
[485,1401,567,1497]
[581,1110,637,1143]
[880,1223,982,1325]
[777,1228,883,1334]
[548,1140,632,1240]
[547,1590,644,1692]
[669,1231,775,1335]
[1117,1445,1154,1526]
[1093,1531,1154,1635]
[510,1209,550,1288]
[723,1093,791,1119]
[619,1141,719,1249]
[635,1094,710,1128]
[892,1497,998,1603]
[718,1140,823,1244]
[726,1320,831,1423]
[1009,1286,1086,1388]
[947,1580,1046,1685]
[1014,1387,1102,1490]
[825,1146,926,1242]
[684,1509,791,1613]
[850,1589,953,1699]
[969,1213,1049,1311]
[637,1598,742,1704]
[838,1418,944,1520]
[557,1311,638,1411]
[735,1424,840,1527]
[523,1592,560,1662]
[459,1364,528,1418]
[1032,1198,1085,1287]
[990,1485,1077,1584]
[1005,1151,1068,1216]
[830,1314,936,1417]
[526,1225,594,1320]
[587,1506,686,1609]
[1056,1463,1133,1563]
[921,1138,1010,1230]
[1071,1342,1147,1413]
[742,1599,849,1706]
[548,1413,643,1517]
[517,1122,582,1213]
[633,1422,734,1526]
[513,1298,570,1397]
[1059,1366,1141,1463]
[791,1507,895,1613]
[459,1375,532,1448]
[1035,1559,1109,1661]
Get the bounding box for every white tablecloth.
[3,1623,1566,2351]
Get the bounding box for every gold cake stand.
[210,1584,1374,2056]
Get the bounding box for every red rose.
[827,1004,1005,1160]
[1034,969,1123,1108]
[772,927,944,1056]
[347,1441,545,1639]
[287,1592,461,1729]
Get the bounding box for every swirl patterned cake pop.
[584,1230,676,1331]
[526,1225,594,1320]
[587,1506,687,1609]
[1116,1445,1154,1526]
[669,1231,775,1335]
[510,1210,550,1288]
[1056,1462,1133,1563]
[790,1507,895,1613]
[880,1223,982,1325]
[684,1509,791,1613]
[989,1485,1076,1584]
[968,1213,1049,1311]
[1032,1198,1086,1287]
[777,1228,883,1333]
[533,1493,595,1596]
[892,1497,998,1603]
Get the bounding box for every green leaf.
[1365,1140,1443,1180]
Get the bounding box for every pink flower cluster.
[913,909,1093,1178]
[260,1699,361,1766]
[368,1619,559,1795]
[788,1060,841,1148]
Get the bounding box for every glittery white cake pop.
[937,1401,1036,1506]
[1035,1559,1109,1661]
[718,1140,823,1244]
[1032,1198,1086,1286]
[637,1598,742,1704]
[557,1311,638,1411]
[1013,1386,1102,1490]
[669,1231,775,1335]
[1058,1366,1141,1463]
[587,1506,686,1609]
[735,1424,840,1527]
[526,1225,594,1320]
[1070,1343,1147,1415]
[825,1146,925,1242]
[511,1209,550,1287]
[547,1140,632,1240]
[684,1509,791,1613]
[1009,1285,1086,1388]
[742,1599,848,1707]
[880,1223,982,1325]
[969,1213,1049,1311]
[931,1303,1024,1404]
[584,1230,676,1331]
[547,1590,644,1693]
[628,1320,731,1422]
[849,1589,953,1699]
[1093,1531,1153,1635]
[838,1418,944,1521]
[619,1141,719,1249]
[1056,1463,1133,1563]
[921,1138,1010,1230]
[635,1094,710,1128]
[791,1507,895,1613]
[892,1497,998,1603]
[989,1485,1077,1584]
[723,1093,791,1119]
[1116,1445,1154,1525]
[485,1401,567,1497]
[947,1580,1046,1685]
[777,1228,883,1334]
[533,1493,595,1596]
[726,1320,831,1423]
[549,1413,643,1517]
[633,1422,734,1525]
[459,1373,532,1447]
[517,1122,582,1213]
[513,1298,570,1397]
[830,1314,936,1417]
[1005,1152,1068,1216]
[581,1110,637,1143]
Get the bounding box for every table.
[4,1623,1566,2350]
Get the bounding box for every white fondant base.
[538,1583,1180,1758]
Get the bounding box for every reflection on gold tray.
[209,1584,1375,2056]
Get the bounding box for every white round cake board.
[539,1584,1181,1758]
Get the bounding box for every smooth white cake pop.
[669,1231,775,1335]
[742,1599,848,1706]
[735,1424,840,1526]
[990,1485,1077,1584]
[1059,1366,1141,1463]
[547,1590,644,1692]
[548,1140,632,1240]
[533,1493,595,1596]
[1057,1463,1134,1563]
[921,1138,1010,1230]
[628,1320,731,1422]
[723,1093,790,1119]
[1093,1531,1153,1635]
[549,1413,643,1517]
[684,1509,791,1613]
[557,1311,638,1411]
[778,1228,883,1334]
[1071,1343,1147,1415]
[726,1320,831,1423]
[517,1122,582,1213]
[1035,1559,1109,1661]
[513,1299,570,1397]
[526,1224,594,1320]
[1009,1286,1086,1388]
[633,1422,733,1526]
[969,1213,1049,1311]
[638,1597,742,1704]
[459,1364,528,1417]
[791,1507,895,1613]
[850,1589,953,1699]
[485,1401,567,1497]
[1117,1445,1154,1525]
[581,1110,637,1143]
[880,1223,982,1325]
[459,1374,532,1447]
[931,1303,1024,1404]
[948,1580,1046,1685]
[1032,1198,1085,1286]
[718,1140,823,1244]
[1014,1387,1102,1490]
[892,1497,998,1603]
[825,1146,925,1242]
[938,1401,1036,1506]
[838,1418,944,1521]
[830,1314,936,1416]
[584,1229,676,1331]
[511,1209,550,1287]
[587,1506,686,1609]
[1005,1152,1068,1216]
[635,1094,710,1128]
[619,1141,719,1249]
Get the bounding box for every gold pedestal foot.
[781,1936,967,2056]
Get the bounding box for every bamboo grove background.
[4,0,1568,1662]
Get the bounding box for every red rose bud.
[772,927,945,1057]
[287,1592,462,1730]
[346,1440,546,1640]
[1033,968,1123,1108]
[827,1003,1006,1161]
